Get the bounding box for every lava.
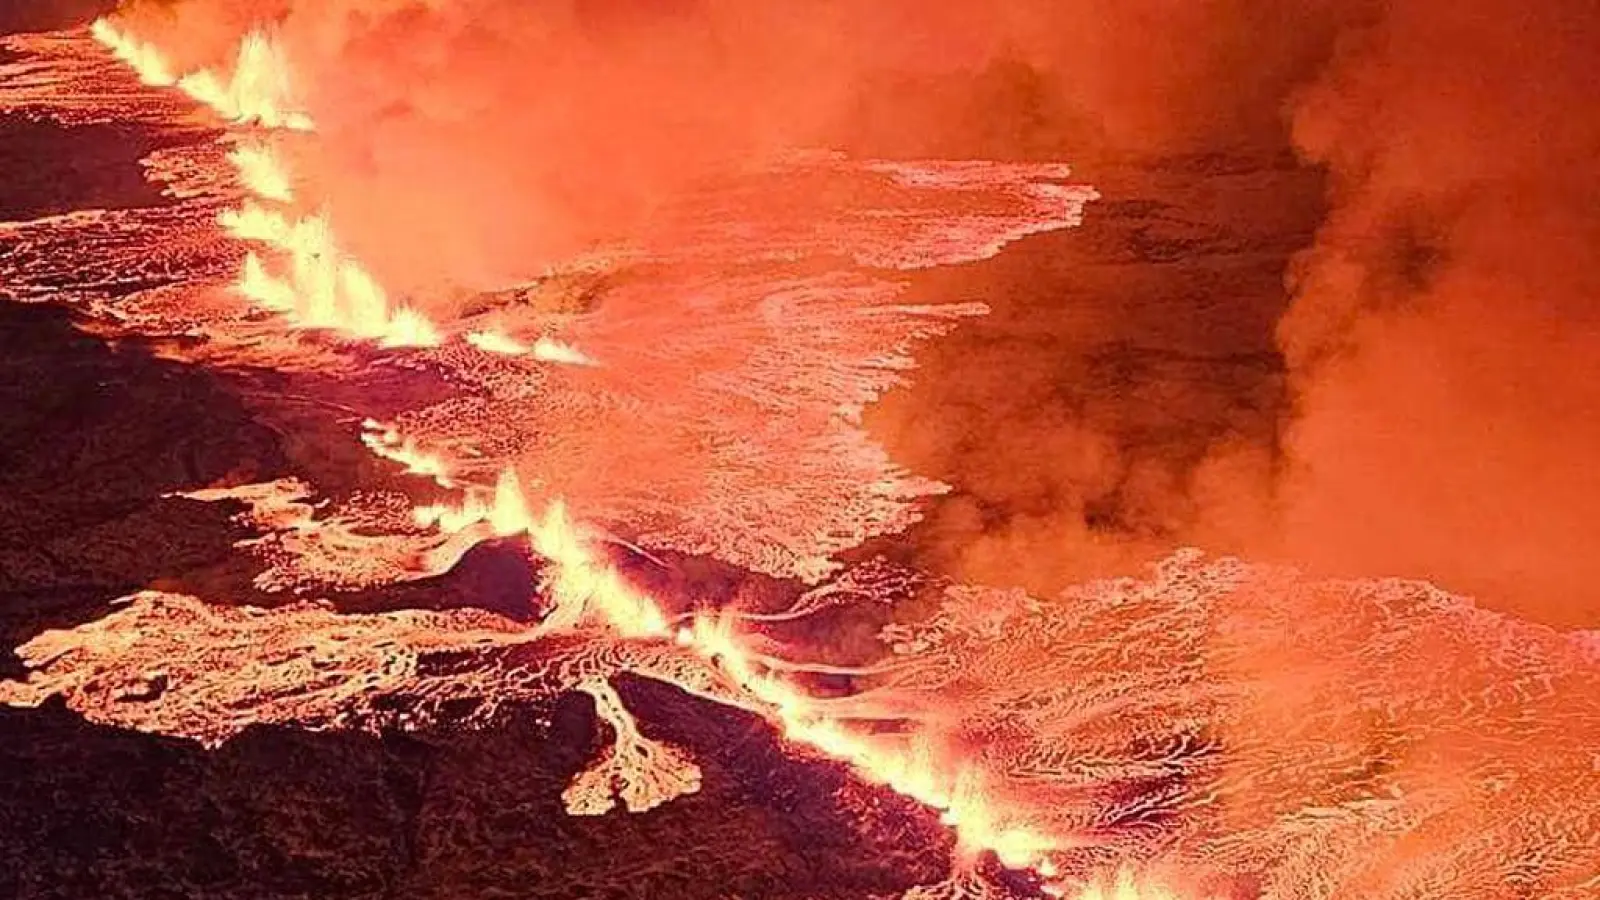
[93,17,440,349]
[89,18,176,87]
[225,142,292,203]
[220,192,441,346]
[563,678,704,816]
[392,454,1088,884]
[10,11,1592,900]
[465,330,598,366]
[174,29,313,132]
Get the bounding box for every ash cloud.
[110,0,1353,292]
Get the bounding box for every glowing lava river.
[0,13,1597,900]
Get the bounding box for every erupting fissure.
[74,14,1169,899]
[1,12,1593,899]
[93,17,443,348]
[381,436,1105,890]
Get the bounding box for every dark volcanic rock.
[0,302,286,677]
[0,119,173,220]
[0,685,961,900]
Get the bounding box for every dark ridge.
[0,0,117,38]
[0,120,174,221]
[0,302,289,679]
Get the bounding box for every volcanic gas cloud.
[0,1,1596,898]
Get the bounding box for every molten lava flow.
[373,436,1074,880]
[67,20,1154,891]
[672,611,1064,877]
[562,679,703,816]
[57,18,1180,896]
[9,20,1596,900]
[393,453,1082,883]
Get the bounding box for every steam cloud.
[868,0,1600,631]
[107,0,1599,626]
[1278,0,1600,627]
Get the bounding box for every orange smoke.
[83,6,1212,889]
[90,17,176,86]
[96,0,1340,307]
[1273,0,1600,627]
[174,27,311,130]
[849,0,1600,633]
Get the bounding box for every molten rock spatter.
[89,17,443,348]
[90,18,312,132]
[562,678,703,816]
[90,18,176,87]
[174,28,314,132]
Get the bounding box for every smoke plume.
[868,0,1600,630]
[1277,0,1600,626]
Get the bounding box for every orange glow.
[221,197,441,346]
[227,143,293,203]
[90,19,176,87]
[563,679,702,815]
[532,337,598,367]
[674,599,1062,874]
[23,10,1595,898]
[87,15,1082,884]
[464,330,530,356]
[95,17,442,348]
[362,421,456,488]
[530,499,669,638]
[235,250,296,312]
[465,330,598,367]
[219,202,291,245]
[176,30,313,131]
[392,452,1071,874]
[92,18,311,131]
[396,459,1062,874]
[1071,870,1185,900]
